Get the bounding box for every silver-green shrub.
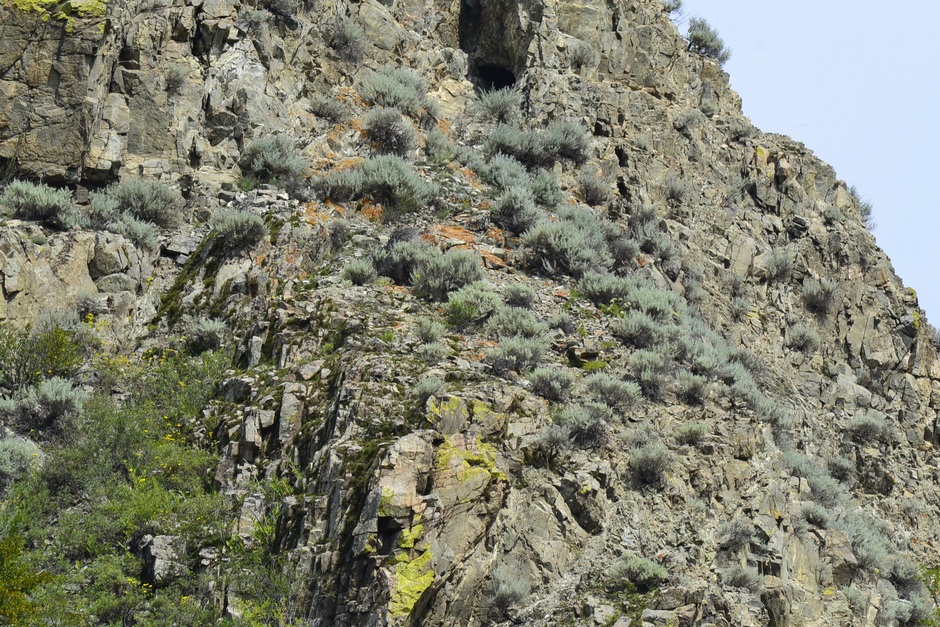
[473,87,522,125]
[0,180,80,229]
[687,17,731,66]
[611,554,669,591]
[364,108,417,157]
[343,258,378,285]
[182,316,228,354]
[210,207,267,251]
[412,248,483,301]
[486,307,549,340]
[486,336,546,373]
[528,368,574,402]
[240,136,307,185]
[491,187,543,235]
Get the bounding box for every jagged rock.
[140,534,187,586]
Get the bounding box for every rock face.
[4,0,940,626]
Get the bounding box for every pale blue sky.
[677,1,940,320]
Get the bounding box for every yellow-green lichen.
[389,549,434,617]
[398,523,423,549]
[378,487,395,517]
[436,435,507,483]
[8,0,107,33]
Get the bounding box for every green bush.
[413,376,446,406]
[629,443,670,486]
[662,0,682,14]
[182,316,227,354]
[209,207,267,251]
[491,563,531,615]
[610,554,668,591]
[343,258,378,285]
[109,214,159,249]
[491,187,543,235]
[503,283,536,309]
[664,173,690,204]
[522,208,614,278]
[412,248,483,301]
[578,171,609,206]
[787,322,820,354]
[446,281,502,327]
[486,307,549,340]
[543,120,591,165]
[414,318,445,344]
[762,249,792,283]
[611,311,670,349]
[529,171,564,208]
[361,66,428,118]
[485,121,590,169]
[0,436,39,491]
[359,156,439,218]
[583,373,641,410]
[528,368,574,402]
[803,278,838,314]
[675,422,707,445]
[800,503,831,529]
[375,240,439,285]
[364,108,417,157]
[674,371,707,404]
[425,130,454,162]
[578,272,636,305]
[329,17,366,62]
[569,41,598,70]
[13,377,87,437]
[0,180,79,230]
[629,349,670,400]
[416,342,450,364]
[310,94,349,123]
[556,404,608,449]
[486,336,546,373]
[847,411,888,444]
[0,324,84,391]
[719,517,754,551]
[101,177,185,228]
[474,88,521,125]
[483,155,529,190]
[723,566,759,591]
[840,514,890,571]
[240,136,306,186]
[687,17,731,65]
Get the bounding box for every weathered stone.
[140,534,186,586]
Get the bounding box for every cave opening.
[458,0,521,91]
[472,64,516,91]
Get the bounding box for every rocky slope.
[3,0,940,625]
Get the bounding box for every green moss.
[389,549,434,617]
[581,360,609,371]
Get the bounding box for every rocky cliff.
[2,0,940,625]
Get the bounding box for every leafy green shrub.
[491,187,543,235]
[413,376,446,406]
[675,422,707,445]
[310,94,349,123]
[0,180,79,229]
[416,341,450,364]
[446,281,502,327]
[523,208,616,278]
[664,173,690,204]
[109,214,159,249]
[486,307,549,340]
[415,318,445,343]
[0,436,39,491]
[800,503,831,529]
[425,130,454,162]
[90,178,185,229]
[611,311,670,349]
[547,313,577,335]
[787,322,820,354]
[847,411,888,444]
[343,258,378,285]
[762,249,793,283]
[486,336,546,373]
[240,136,306,186]
[803,279,838,314]
[0,324,83,391]
[528,368,574,402]
[583,373,641,410]
[375,239,439,285]
[556,404,608,449]
[473,87,521,125]
[503,283,536,309]
[13,377,87,437]
[674,371,707,404]
[687,17,731,65]
[182,316,227,354]
[361,66,428,118]
[569,41,598,70]
[719,517,754,551]
[578,272,635,305]
[543,119,591,165]
[328,17,366,62]
[578,171,608,206]
[529,171,564,208]
[483,155,529,190]
[358,156,439,217]
[209,207,267,251]
[629,443,670,486]
[364,108,417,157]
[412,248,483,301]
[610,554,668,591]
